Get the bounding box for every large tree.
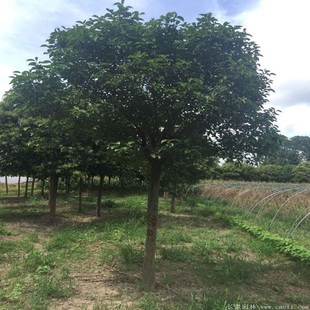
[45,1,279,290]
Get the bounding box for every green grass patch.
[159,246,192,262]
[1,192,310,309]
[0,221,11,236]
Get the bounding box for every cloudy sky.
[1,0,309,138]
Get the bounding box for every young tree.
[45,1,279,290]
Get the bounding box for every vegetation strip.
[230,218,310,264]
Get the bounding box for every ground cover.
[0,190,310,309]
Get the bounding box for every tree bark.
[142,160,161,291]
[41,178,45,197]
[170,193,176,213]
[91,176,94,192]
[163,190,169,201]
[5,176,9,195]
[78,177,83,213]
[86,175,91,195]
[31,177,35,197]
[96,175,104,218]
[65,175,71,196]
[24,175,29,198]
[48,174,59,219]
[17,175,21,196]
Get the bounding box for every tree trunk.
[179,195,184,205]
[17,175,21,197]
[41,178,45,197]
[65,175,71,196]
[86,175,91,195]
[24,175,29,198]
[170,194,176,213]
[142,160,161,291]
[96,175,104,218]
[48,174,59,219]
[91,176,94,192]
[5,176,8,195]
[31,177,35,197]
[163,190,169,201]
[78,177,83,213]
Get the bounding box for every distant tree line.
[210,135,310,183]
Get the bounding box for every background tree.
[256,164,284,182]
[289,136,310,162]
[161,143,214,213]
[260,135,309,166]
[292,162,310,183]
[215,162,257,181]
[44,1,279,290]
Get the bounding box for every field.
[200,182,310,249]
[0,182,310,309]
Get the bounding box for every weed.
[26,231,39,243]
[92,300,110,310]
[247,238,279,259]
[160,273,175,286]
[159,246,192,262]
[30,267,74,309]
[102,220,145,243]
[119,244,144,267]
[46,228,81,250]
[102,199,117,209]
[191,239,219,262]
[0,221,11,235]
[24,250,54,273]
[98,247,117,265]
[215,255,268,285]
[45,227,93,261]
[104,223,126,242]
[0,240,18,255]
[5,259,23,278]
[139,293,160,310]
[285,292,310,304]
[158,229,193,245]
[5,278,27,301]
[188,292,228,310]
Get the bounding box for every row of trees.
[213,161,310,183]
[260,135,310,165]
[212,135,310,183]
[0,1,280,290]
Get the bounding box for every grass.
[0,187,310,309]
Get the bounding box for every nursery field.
[0,184,310,309]
[200,181,310,249]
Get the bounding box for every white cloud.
[276,104,310,137]
[232,0,310,137]
[236,0,310,78]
